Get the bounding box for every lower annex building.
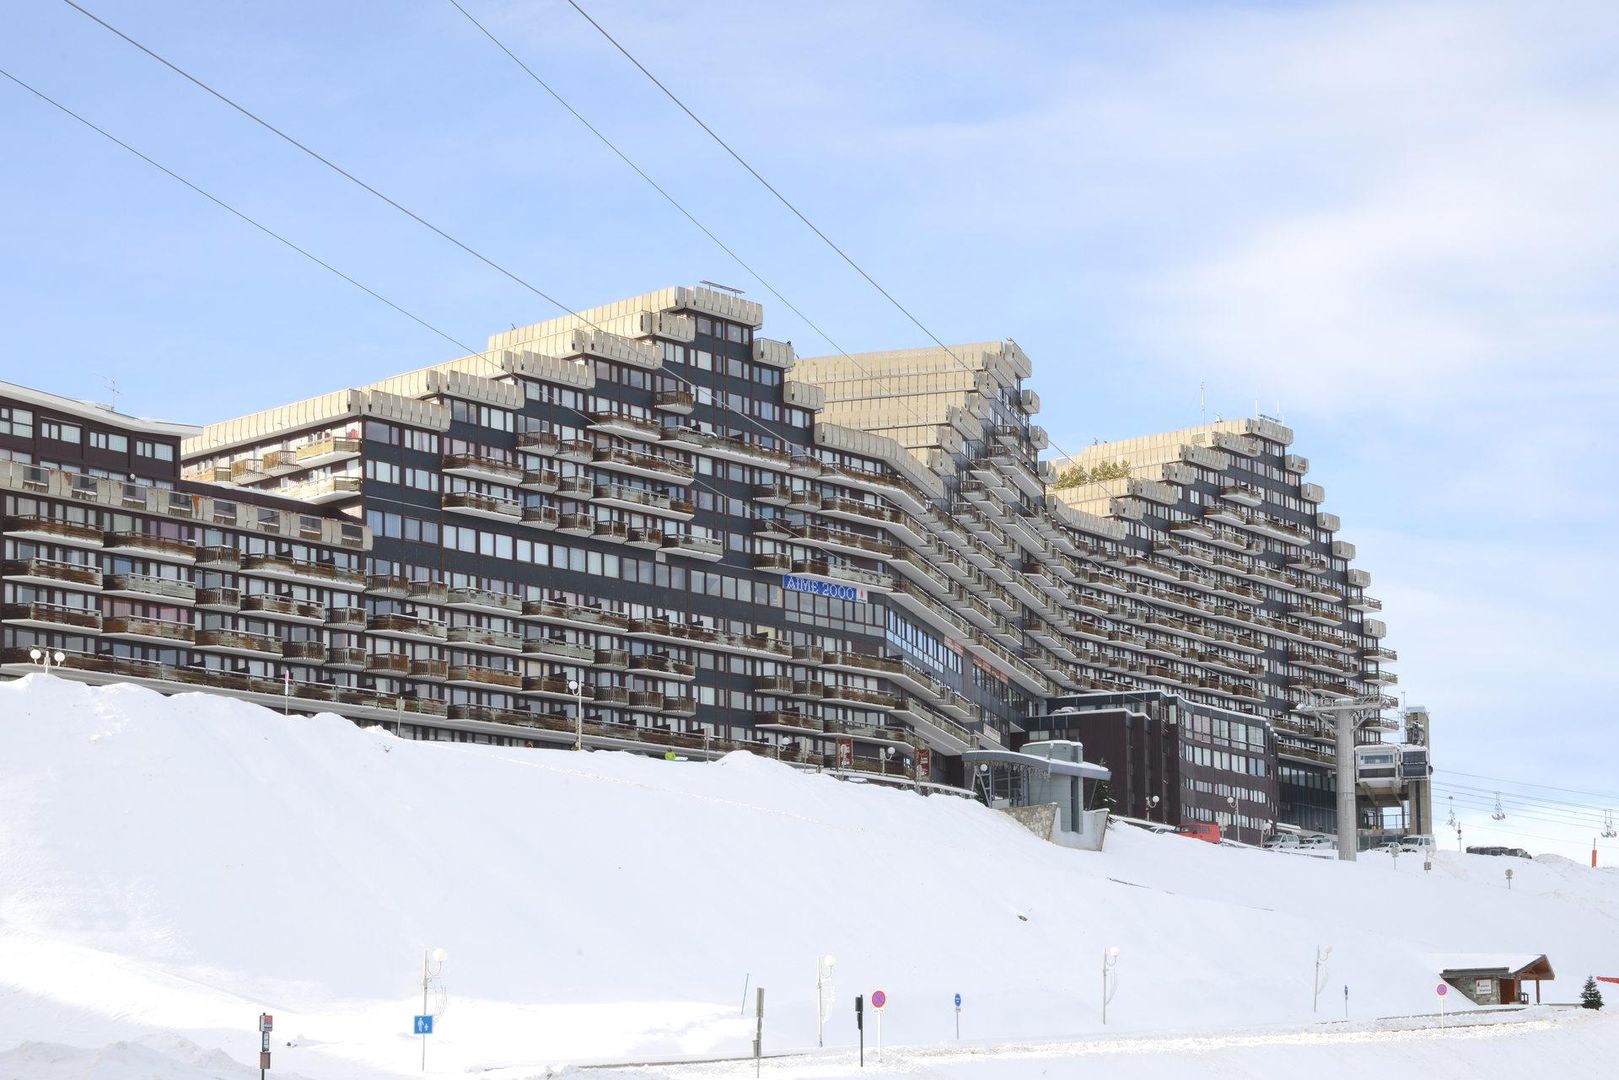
[0,284,1419,843]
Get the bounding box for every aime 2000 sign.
[782,574,865,603]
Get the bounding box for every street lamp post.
[815,955,836,1047]
[1313,945,1332,1012]
[421,946,447,1071]
[568,678,583,751]
[1102,946,1120,1024]
[28,647,66,671]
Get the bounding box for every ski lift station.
[1437,955,1555,1006]
[962,740,1112,851]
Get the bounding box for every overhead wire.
[559,0,1098,468]
[54,0,1071,649]
[51,0,833,479]
[0,66,479,359]
[0,60,772,568]
[1433,768,1619,805]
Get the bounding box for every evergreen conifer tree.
[1582,976,1605,1010]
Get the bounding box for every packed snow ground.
[1,674,1614,1078]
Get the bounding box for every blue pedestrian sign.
[954,993,962,1007]
[413,1015,433,1035]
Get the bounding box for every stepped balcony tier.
[366,613,447,641]
[241,594,326,623]
[2,558,102,590]
[102,573,197,605]
[3,515,104,547]
[196,587,242,611]
[2,602,102,633]
[294,436,361,466]
[592,446,693,484]
[102,531,197,562]
[241,554,364,589]
[102,615,195,645]
[195,628,281,658]
[442,491,521,521]
[441,453,523,485]
[652,389,695,414]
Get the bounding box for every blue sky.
[3,0,1616,857]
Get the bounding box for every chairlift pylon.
[1491,793,1506,821]
[1603,810,1617,840]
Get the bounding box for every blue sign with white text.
[955,993,962,1007]
[414,1015,433,1035]
[783,574,863,602]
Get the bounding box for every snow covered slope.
[1,675,1615,1078]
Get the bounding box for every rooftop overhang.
[1438,954,1555,982]
[961,747,1111,782]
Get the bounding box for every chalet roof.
[1435,954,1555,980]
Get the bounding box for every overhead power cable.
[560,0,1096,467]
[446,0,987,464]
[1434,768,1619,805]
[0,63,778,546]
[1436,789,1607,831]
[1435,780,1614,815]
[53,0,841,472]
[54,0,1077,618]
[56,0,582,321]
[0,65,478,358]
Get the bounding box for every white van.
[1399,834,1436,854]
[1263,833,1300,850]
[1299,834,1336,850]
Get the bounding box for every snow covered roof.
[1433,954,1555,979]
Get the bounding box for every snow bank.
[1,675,1615,1078]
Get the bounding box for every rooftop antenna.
[100,375,120,411]
[698,280,744,296]
[1199,381,1206,422]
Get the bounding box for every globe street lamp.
[1102,946,1121,1024]
[568,678,583,751]
[29,647,66,671]
[421,946,447,1071]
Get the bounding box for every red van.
[1174,822,1223,844]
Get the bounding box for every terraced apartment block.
[0,285,1400,837]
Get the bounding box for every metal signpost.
[854,995,864,1067]
[258,1013,272,1079]
[753,987,765,1078]
[1436,981,1448,1025]
[870,989,886,1062]
[954,993,961,1039]
[1313,945,1332,1013]
[816,956,836,1048]
[419,946,446,1072]
[1344,984,1349,1020]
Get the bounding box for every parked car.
[1174,822,1223,844]
[1467,845,1532,859]
[1299,834,1336,850]
[1263,833,1300,850]
[1111,815,1176,836]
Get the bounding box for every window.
[135,439,175,461]
[39,419,81,443]
[0,407,34,438]
[89,431,129,453]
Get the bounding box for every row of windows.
[693,315,751,343]
[14,419,165,459]
[1181,742,1269,777]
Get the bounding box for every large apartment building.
[0,284,1407,840]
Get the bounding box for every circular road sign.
[1436,983,1449,997]
[954,993,962,1008]
[871,990,887,1010]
